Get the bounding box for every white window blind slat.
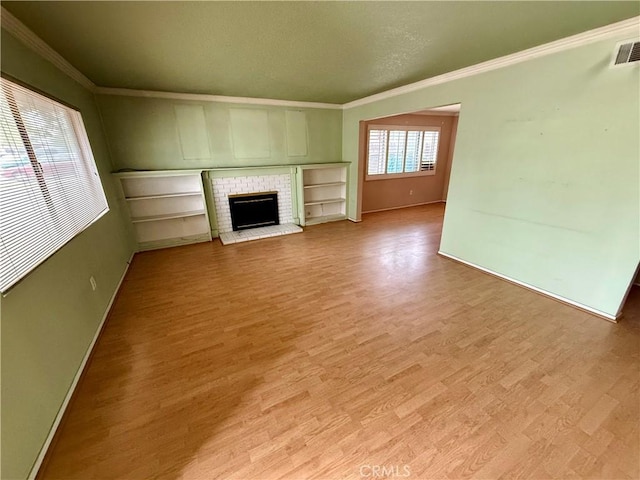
[0,78,109,292]
[387,131,406,174]
[405,131,422,173]
[367,129,387,175]
[421,131,440,171]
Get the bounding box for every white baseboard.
[348,217,362,223]
[363,200,444,214]
[28,252,135,480]
[438,251,618,322]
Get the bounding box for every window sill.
[365,171,436,181]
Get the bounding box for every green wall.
[343,36,639,318]
[0,31,135,479]
[96,95,342,171]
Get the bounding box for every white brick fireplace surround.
[212,174,294,234]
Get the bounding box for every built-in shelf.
[113,170,212,251]
[114,164,349,248]
[298,164,348,226]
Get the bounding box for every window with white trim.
[0,77,108,292]
[367,126,440,179]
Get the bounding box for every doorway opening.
[355,103,461,221]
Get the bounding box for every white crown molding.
[94,87,342,110]
[2,5,638,111]
[90,15,640,109]
[343,15,640,110]
[1,6,95,91]
[412,110,459,117]
[1,6,340,109]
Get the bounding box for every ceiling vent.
[612,40,640,66]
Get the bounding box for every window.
[367,126,440,179]
[0,77,108,292]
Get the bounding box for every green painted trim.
[207,163,349,176]
[112,169,205,177]
[207,166,292,178]
[289,168,300,225]
[202,171,218,236]
[295,166,305,226]
[296,162,350,169]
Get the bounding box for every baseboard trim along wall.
[28,253,135,480]
[438,251,618,323]
[362,200,444,215]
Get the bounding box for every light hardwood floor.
[41,203,639,479]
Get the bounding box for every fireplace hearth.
[228,192,279,231]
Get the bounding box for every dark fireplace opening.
[228,191,280,231]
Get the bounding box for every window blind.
[0,78,108,292]
[367,127,440,178]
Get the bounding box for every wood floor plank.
[39,204,640,479]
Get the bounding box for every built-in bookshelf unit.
[298,164,348,226]
[114,170,212,251]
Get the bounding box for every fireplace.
[228,192,280,231]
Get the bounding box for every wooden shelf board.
[303,182,346,189]
[131,210,207,223]
[113,170,204,178]
[126,191,202,201]
[304,198,346,206]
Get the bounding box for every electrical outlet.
[409,189,414,195]
[90,276,97,291]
